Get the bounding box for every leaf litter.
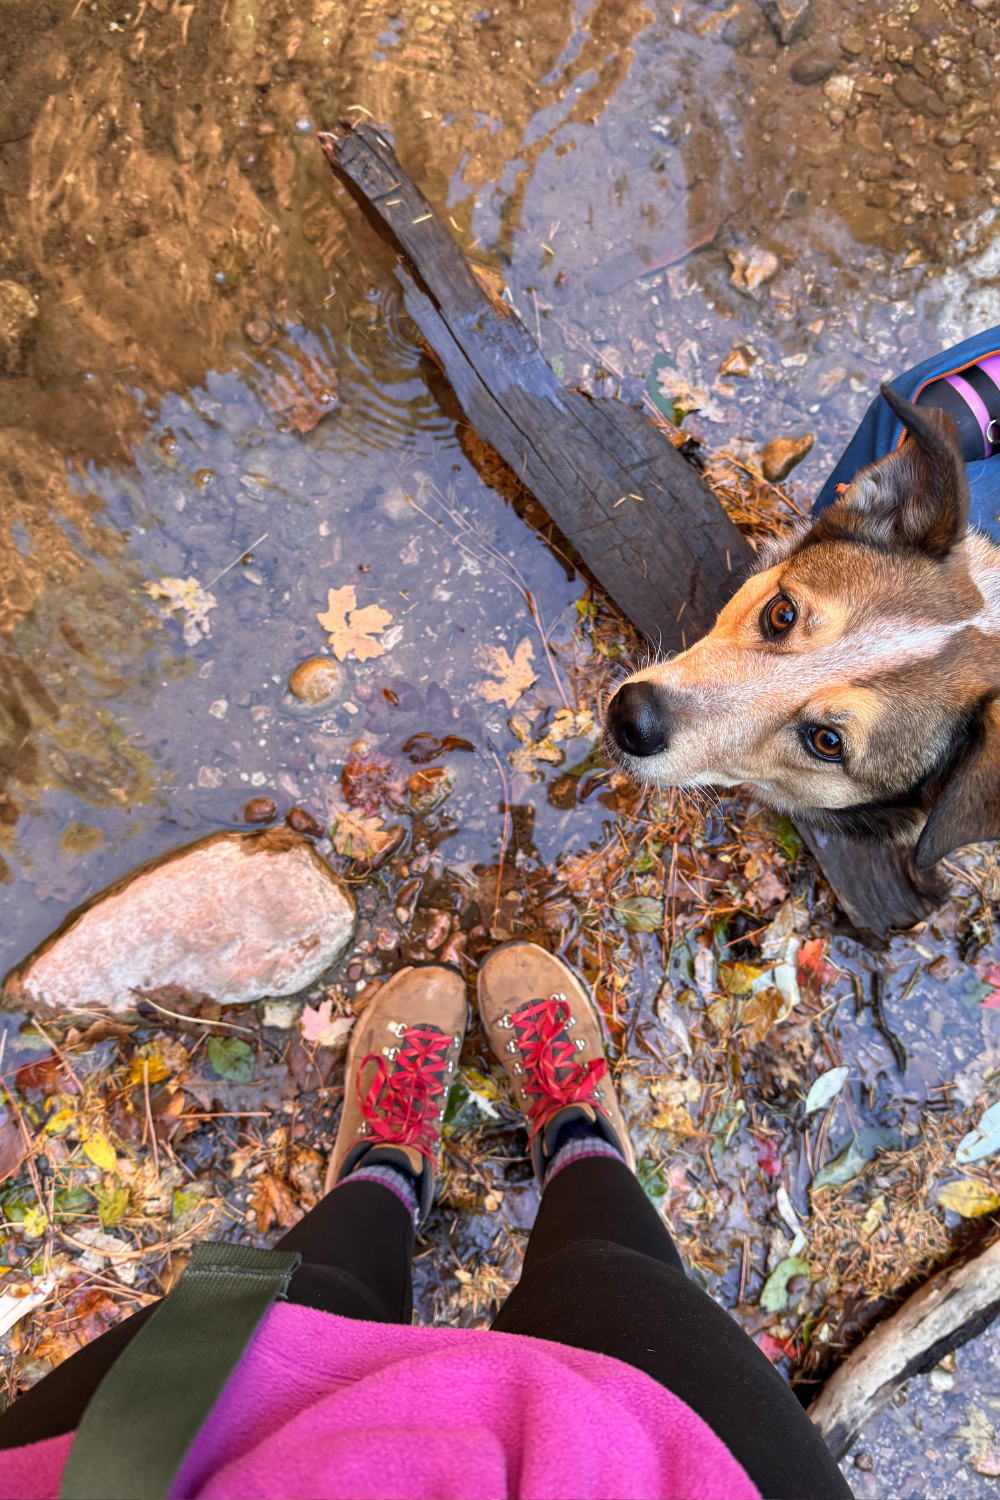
[6,428,1000,1419]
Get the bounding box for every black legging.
[0,1154,851,1500]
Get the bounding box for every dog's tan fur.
[605,388,1000,869]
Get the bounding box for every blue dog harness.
[814,326,1000,542]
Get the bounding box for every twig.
[143,1059,160,1184]
[488,745,513,933]
[29,1017,83,1093]
[131,994,256,1035]
[203,532,269,590]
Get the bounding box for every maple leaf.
[472,639,537,709]
[317,585,393,662]
[249,1172,303,1233]
[300,1000,355,1048]
[329,802,395,860]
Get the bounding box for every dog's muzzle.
[605,681,670,758]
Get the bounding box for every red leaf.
[983,990,1000,1011]
[754,1135,781,1177]
[756,1333,786,1363]
[798,938,834,986]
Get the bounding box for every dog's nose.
[606,681,670,758]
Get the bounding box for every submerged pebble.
[244,797,277,824]
[289,656,343,705]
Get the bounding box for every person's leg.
[0,964,467,1452]
[477,942,852,1500]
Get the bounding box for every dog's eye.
[762,595,797,637]
[806,726,843,761]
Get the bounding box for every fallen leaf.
[760,1256,810,1313]
[300,1000,355,1049]
[811,1139,868,1193]
[97,1186,130,1229]
[407,764,455,813]
[249,1172,303,1232]
[472,639,537,709]
[228,1145,259,1180]
[718,961,766,996]
[804,1066,849,1116]
[144,576,217,649]
[741,987,785,1047]
[958,1405,1000,1476]
[859,1193,886,1242]
[0,1118,26,1185]
[289,1146,325,1209]
[752,869,788,907]
[317,585,393,663]
[938,1179,1000,1218]
[956,1101,1000,1165]
[341,752,397,816]
[755,1135,781,1176]
[798,938,835,991]
[613,895,664,932]
[207,1036,256,1083]
[650,1103,697,1136]
[82,1129,117,1174]
[756,1332,789,1363]
[329,802,396,860]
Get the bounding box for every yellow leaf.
[317,586,392,663]
[938,1179,1000,1218]
[547,708,596,742]
[718,961,766,996]
[330,804,394,860]
[650,1104,697,1136]
[129,1054,170,1087]
[83,1130,118,1174]
[860,1193,886,1242]
[472,639,537,709]
[740,987,784,1046]
[21,1206,47,1239]
[45,1109,77,1137]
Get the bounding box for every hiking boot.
[327,964,468,1222]
[476,941,635,1184]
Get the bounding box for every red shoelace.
[510,997,608,1141]
[357,1024,452,1160]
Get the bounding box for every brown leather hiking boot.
[326,964,467,1222]
[477,941,635,1184]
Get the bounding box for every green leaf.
[772,816,802,861]
[54,1187,91,1217]
[551,353,566,381]
[811,1139,868,1193]
[613,895,664,933]
[97,1186,130,1229]
[171,1188,203,1220]
[760,1256,810,1313]
[637,1158,668,1211]
[804,1066,849,1116]
[207,1036,255,1083]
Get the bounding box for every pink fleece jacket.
[0,1303,759,1500]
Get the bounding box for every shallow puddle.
[3,0,1000,1468]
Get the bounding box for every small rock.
[929,1366,954,1392]
[853,1452,874,1472]
[762,433,815,482]
[289,656,342,706]
[790,44,841,85]
[261,999,301,1028]
[720,1,762,44]
[839,26,865,54]
[823,74,855,108]
[244,797,277,824]
[245,319,271,344]
[760,0,811,46]
[719,346,754,378]
[0,281,39,373]
[286,806,325,839]
[894,74,929,109]
[729,246,780,297]
[4,829,356,1014]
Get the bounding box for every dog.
[604,385,1000,871]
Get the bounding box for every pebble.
[289,656,342,705]
[286,806,325,838]
[762,433,815,482]
[790,44,840,85]
[854,1452,874,1472]
[719,346,754,378]
[0,281,39,370]
[760,0,811,46]
[3,829,357,1014]
[245,319,271,344]
[729,246,780,297]
[244,796,277,824]
[823,74,855,109]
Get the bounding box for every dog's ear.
[820,385,969,560]
[916,698,1000,868]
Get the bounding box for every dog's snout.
[606,681,670,758]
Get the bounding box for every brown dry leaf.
[249,1172,303,1232]
[289,1147,325,1210]
[317,586,393,663]
[472,639,537,709]
[266,348,339,434]
[741,988,785,1047]
[0,1117,27,1186]
[229,1145,259,1180]
[330,802,395,860]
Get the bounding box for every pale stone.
[288,656,342,705]
[4,829,356,1015]
[719,345,754,378]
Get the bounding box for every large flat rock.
[3,829,356,1015]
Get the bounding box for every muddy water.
[3,0,1000,1429]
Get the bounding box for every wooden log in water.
[317,118,947,944]
[317,120,750,652]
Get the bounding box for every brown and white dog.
[604,385,1000,870]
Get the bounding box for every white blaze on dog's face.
[605,388,1000,869]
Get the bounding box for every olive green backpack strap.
[60,1240,301,1500]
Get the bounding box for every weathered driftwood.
[316,119,946,943]
[809,1236,1000,1458]
[318,120,750,651]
